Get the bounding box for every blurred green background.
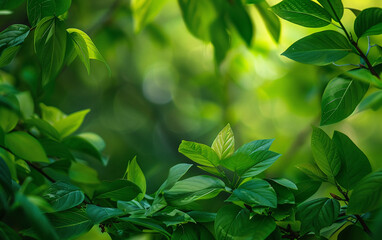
[1,0,382,194]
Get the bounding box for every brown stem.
[350,40,380,79]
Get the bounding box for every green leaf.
[0,222,22,240]
[317,0,344,22]
[210,18,230,64]
[34,17,67,85]
[25,118,61,140]
[177,0,217,42]
[0,106,19,133]
[27,0,71,26]
[124,156,146,201]
[120,217,171,239]
[343,68,382,89]
[222,149,280,177]
[296,198,340,234]
[227,179,277,208]
[179,140,219,167]
[0,0,25,10]
[282,31,352,66]
[66,28,110,73]
[69,161,99,184]
[153,207,195,227]
[63,132,107,165]
[215,205,276,240]
[332,131,371,190]
[93,179,141,201]
[337,225,370,240]
[40,139,74,161]
[54,0,71,15]
[321,73,369,125]
[43,181,85,211]
[187,211,216,222]
[4,131,49,163]
[0,156,12,193]
[354,8,382,38]
[13,193,59,240]
[132,0,168,33]
[271,0,331,28]
[358,90,382,112]
[267,181,295,205]
[347,170,382,214]
[211,123,235,160]
[267,178,298,190]
[255,1,281,42]
[294,180,321,203]
[164,175,225,206]
[311,127,340,179]
[227,0,253,46]
[86,204,125,224]
[235,139,274,155]
[0,24,30,67]
[53,109,90,139]
[40,103,66,125]
[67,30,90,74]
[158,163,193,192]
[297,162,328,182]
[47,208,93,239]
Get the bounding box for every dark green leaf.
[0,222,21,240]
[0,0,25,10]
[347,170,382,214]
[187,211,216,222]
[294,180,321,203]
[311,127,340,179]
[296,198,340,234]
[164,175,225,206]
[267,178,298,190]
[86,204,125,224]
[153,207,195,227]
[318,0,344,22]
[47,208,93,239]
[40,138,74,161]
[210,18,230,64]
[0,24,30,67]
[227,0,253,46]
[27,0,71,26]
[354,8,382,38]
[211,123,235,160]
[4,131,49,163]
[228,179,277,208]
[321,73,369,125]
[271,0,331,28]
[43,181,85,211]
[179,140,219,167]
[337,225,370,240]
[297,162,328,182]
[93,179,141,201]
[255,1,281,42]
[120,217,171,239]
[0,156,12,193]
[34,17,67,85]
[332,131,371,190]
[215,205,276,240]
[267,180,295,205]
[282,31,352,66]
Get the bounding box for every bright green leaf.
[318,0,343,22]
[358,90,382,112]
[211,123,235,160]
[124,156,146,201]
[354,8,382,38]
[0,24,30,67]
[53,109,90,139]
[255,1,281,42]
[179,140,219,167]
[67,30,90,74]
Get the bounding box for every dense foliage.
[1,0,382,239]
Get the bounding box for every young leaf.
[47,208,93,239]
[255,1,281,42]
[67,31,90,74]
[164,175,225,206]
[179,140,219,167]
[0,24,30,67]
[282,31,352,66]
[271,0,331,28]
[347,170,382,214]
[354,8,382,38]
[227,179,277,208]
[311,127,340,179]
[296,198,340,234]
[86,204,125,224]
[317,0,344,22]
[43,181,85,212]
[53,109,90,139]
[4,131,49,163]
[215,205,275,240]
[93,179,141,201]
[332,131,371,190]
[34,17,67,85]
[66,28,110,73]
[0,107,19,133]
[321,73,368,125]
[124,156,146,201]
[40,103,66,125]
[211,123,235,160]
